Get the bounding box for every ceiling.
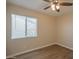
[6,0,73,16]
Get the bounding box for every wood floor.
[8,45,73,59]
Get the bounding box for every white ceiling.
[6,0,73,16]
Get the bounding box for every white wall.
[6,4,56,56]
[6,3,73,57]
[56,13,73,49]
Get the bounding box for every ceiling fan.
[43,0,73,12]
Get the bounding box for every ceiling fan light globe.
[56,5,60,9]
[51,4,55,11]
[55,0,58,3]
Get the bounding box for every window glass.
[11,14,37,39]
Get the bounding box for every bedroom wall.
[6,4,56,56]
[56,13,73,49]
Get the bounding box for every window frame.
[11,14,38,39]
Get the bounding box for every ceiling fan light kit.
[50,0,60,12]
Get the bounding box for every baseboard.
[56,43,73,50]
[6,43,56,59]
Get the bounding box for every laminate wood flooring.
[8,45,73,59]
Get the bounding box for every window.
[11,14,37,39]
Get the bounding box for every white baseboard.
[6,43,56,59]
[56,43,73,50]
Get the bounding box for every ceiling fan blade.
[60,2,73,6]
[43,0,50,2]
[44,6,51,10]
